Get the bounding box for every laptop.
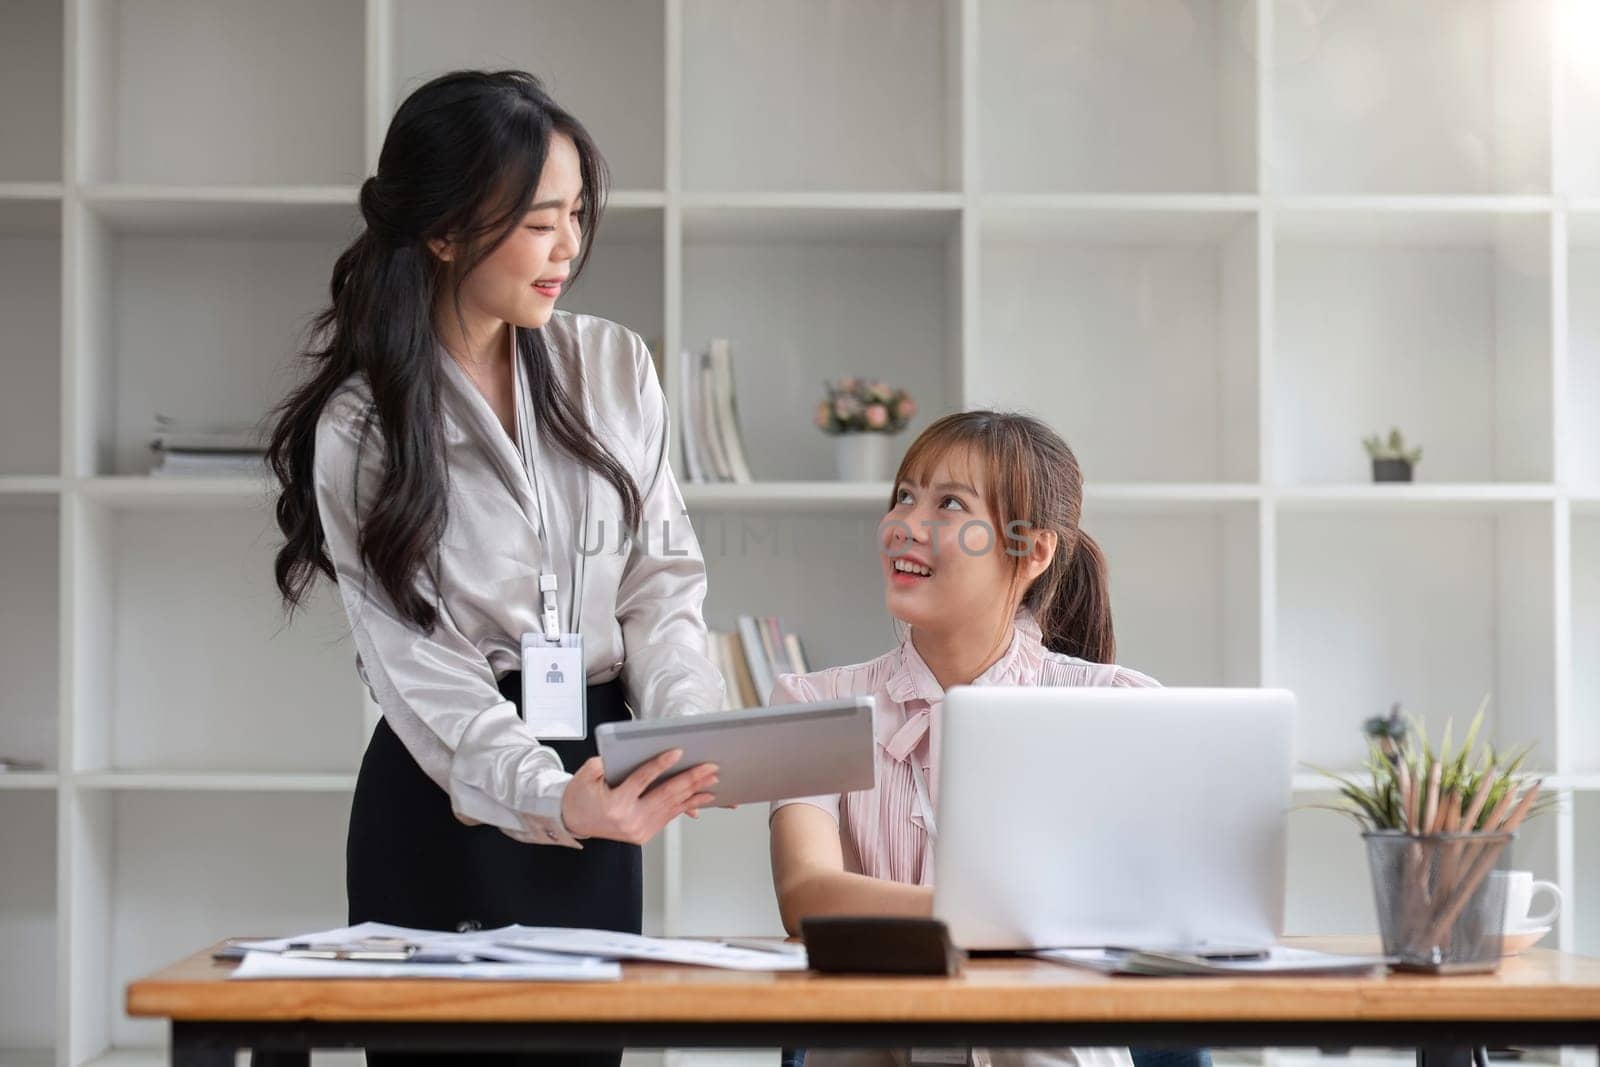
[932,686,1295,952]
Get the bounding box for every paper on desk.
[497,927,809,972]
[236,921,808,972]
[1035,946,1389,977]
[233,922,583,965]
[230,950,620,981]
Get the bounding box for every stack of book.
[149,414,268,478]
[679,338,754,484]
[706,615,811,708]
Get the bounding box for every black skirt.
[346,672,639,1065]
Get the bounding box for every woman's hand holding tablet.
[560,750,721,844]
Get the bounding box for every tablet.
[595,697,876,807]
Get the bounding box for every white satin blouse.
[313,311,725,849]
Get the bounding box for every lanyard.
[910,756,938,840]
[511,332,587,643]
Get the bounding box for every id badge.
[520,632,586,740]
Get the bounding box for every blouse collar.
[436,329,544,523]
[884,610,1048,710]
[877,613,1050,838]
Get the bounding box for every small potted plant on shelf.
[1363,702,1409,759]
[1312,701,1555,974]
[1363,427,1423,483]
[816,378,916,482]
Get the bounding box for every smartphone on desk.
[282,937,420,962]
[1104,942,1270,962]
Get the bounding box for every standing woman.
[267,70,723,1064]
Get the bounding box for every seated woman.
[768,410,1157,1067]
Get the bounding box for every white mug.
[1494,870,1563,932]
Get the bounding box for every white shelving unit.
[1,0,1597,1064]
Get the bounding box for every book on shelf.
[149,413,268,478]
[679,338,754,484]
[707,615,811,708]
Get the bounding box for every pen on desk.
[717,938,804,956]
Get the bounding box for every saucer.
[1501,924,1553,956]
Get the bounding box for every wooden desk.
[126,938,1600,1066]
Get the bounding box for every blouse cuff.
[448,701,587,849]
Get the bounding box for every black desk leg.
[171,1050,231,1067]
[170,1022,311,1067]
[1416,1047,1477,1067]
[169,1023,231,1067]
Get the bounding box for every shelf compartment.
[0,774,57,792]
[694,504,894,680]
[1573,517,1600,773]
[0,0,62,183]
[1290,798,1561,941]
[0,791,56,1058]
[1506,794,1563,944]
[1568,213,1600,490]
[79,186,360,240]
[80,0,365,186]
[1275,484,1558,511]
[681,192,962,214]
[78,476,275,510]
[980,0,1257,193]
[390,0,664,191]
[77,201,353,476]
[681,202,961,244]
[683,481,896,513]
[681,207,958,482]
[95,792,348,1049]
[0,199,60,478]
[1277,505,1556,772]
[1283,810,1377,935]
[1576,793,1600,955]
[682,481,1264,514]
[681,0,958,193]
[974,208,1259,483]
[74,772,356,793]
[0,497,58,776]
[1289,797,1558,940]
[1270,0,1551,194]
[559,206,665,356]
[1273,209,1552,485]
[697,498,1261,690]
[0,479,61,497]
[69,504,366,776]
[1559,0,1600,195]
[1086,502,1262,687]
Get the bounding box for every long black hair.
[268,70,642,633]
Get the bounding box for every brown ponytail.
[1032,526,1115,663]
[891,410,1116,664]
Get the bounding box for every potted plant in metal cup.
[816,378,916,482]
[1363,427,1423,483]
[1312,702,1554,973]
